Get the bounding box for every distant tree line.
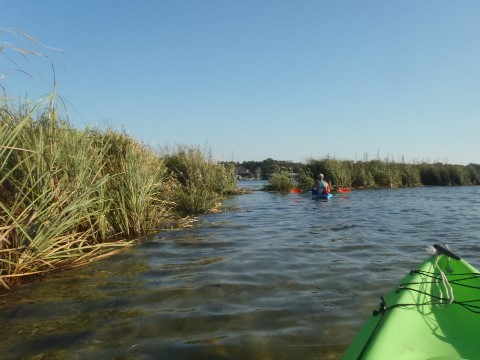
[222,158,304,180]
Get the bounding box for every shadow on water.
[1,183,479,359]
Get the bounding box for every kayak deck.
[343,248,480,359]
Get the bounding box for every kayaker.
[313,173,331,194]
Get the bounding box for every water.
[1,183,479,359]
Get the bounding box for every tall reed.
[0,101,237,289]
[0,101,125,289]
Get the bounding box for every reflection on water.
[1,183,479,359]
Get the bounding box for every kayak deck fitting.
[343,244,480,359]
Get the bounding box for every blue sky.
[1,1,479,164]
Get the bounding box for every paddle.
[337,187,351,193]
[290,188,301,193]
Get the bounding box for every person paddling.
[313,173,331,194]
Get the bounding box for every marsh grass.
[265,170,296,192]
[306,157,478,189]
[0,101,237,289]
[163,145,238,214]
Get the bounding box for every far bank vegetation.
[231,157,480,192]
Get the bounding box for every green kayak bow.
[343,244,480,360]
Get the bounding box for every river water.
[1,182,479,360]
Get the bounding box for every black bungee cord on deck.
[355,296,388,360]
[356,275,480,360]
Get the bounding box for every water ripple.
[1,184,479,359]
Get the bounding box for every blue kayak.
[311,191,333,199]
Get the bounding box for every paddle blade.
[290,188,301,193]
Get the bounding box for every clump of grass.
[86,128,173,238]
[296,168,314,191]
[0,100,237,290]
[0,100,128,289]
[265,170,295,192]
[163,145,237,214]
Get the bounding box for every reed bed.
[0,100,237,290]
[305,157,478,189]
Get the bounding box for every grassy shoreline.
[0,100,237,290]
